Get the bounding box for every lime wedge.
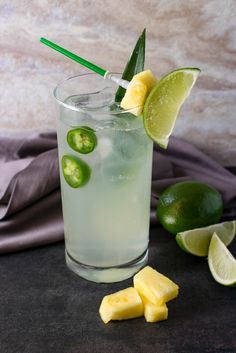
[176,221,236,257]
[208,233,236,287]
[143,68,200,148]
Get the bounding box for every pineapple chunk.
[120,70,157,116]
[99,287,143,324]
[134,266,179,305]
[133,70,158,91]
[121,81,147,116]
[142,296,168,323]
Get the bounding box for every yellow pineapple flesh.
[133,70,158,91]
[142,297,168,323]
[120,70,157,116]
[99,287,143,324]
[133,266,179,305]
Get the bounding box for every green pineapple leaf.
[115,29,146,102]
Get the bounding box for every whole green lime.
[157,181,223,234]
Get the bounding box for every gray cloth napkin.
[0,131,235,254]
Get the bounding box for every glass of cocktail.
[42,31,199,284]
[54,73,153,283]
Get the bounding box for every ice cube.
[113,130,147,161]
[101,157,137,186]
[97,137,113,159]
[71,87,114,109]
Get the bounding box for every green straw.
[40,37,107,77]
[40,37,129,89]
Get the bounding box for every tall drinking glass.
[54,73,153,283]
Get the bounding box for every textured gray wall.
[1,0,236,164]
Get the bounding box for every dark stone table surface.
[0,225,235,353]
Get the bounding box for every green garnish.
[115,29,146,103]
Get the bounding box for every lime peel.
[143,67,200,148]
[176,221,236,257]
[208,233,236,287]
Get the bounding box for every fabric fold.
[0,131,235,254]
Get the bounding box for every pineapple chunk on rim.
[120,70,157,116]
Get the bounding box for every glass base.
[65,249,148,283]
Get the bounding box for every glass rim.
[53,72,140,115]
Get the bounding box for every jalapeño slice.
[62,155,91,188]
[67,127,97,154]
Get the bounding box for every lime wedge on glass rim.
[176,221,236,257]
[143,68,200,148]
[208,233,236,287]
